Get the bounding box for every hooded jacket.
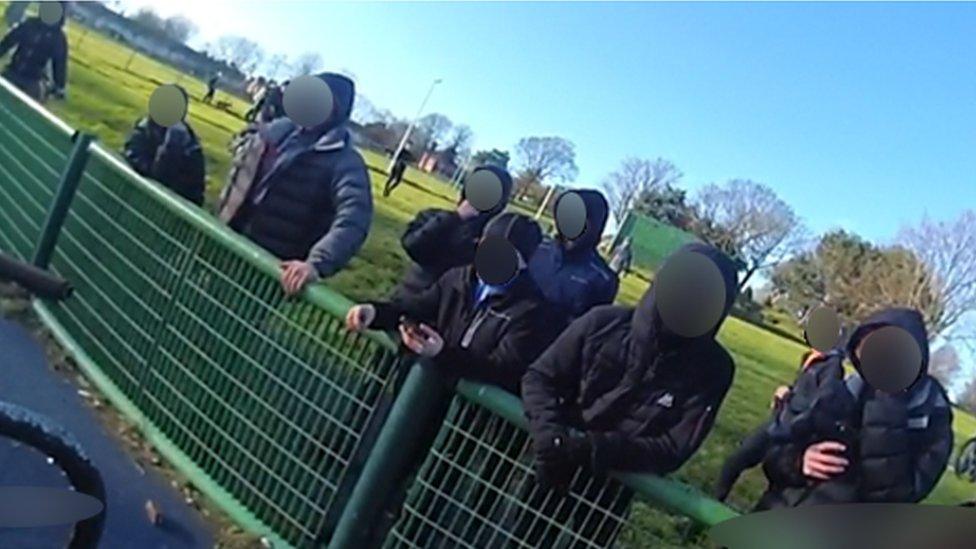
[0,9,67,90]
[370,213,553,394]
[759,308,953,508]
[522,243,738,474]
[216,72,372,278]
[529,190,618,324]
[392,166,514,299]
[123,117,206,206]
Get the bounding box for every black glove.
[531,427,592,496]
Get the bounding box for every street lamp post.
[388,78,442,174]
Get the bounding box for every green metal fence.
[0,76,738,548]
[611,212,698,273]
[381,381,737,549]
[0,78,74,260]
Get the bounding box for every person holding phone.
[346,212,555,394]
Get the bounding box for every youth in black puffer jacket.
[123,116,206,206]
[522,242,738,485]
[361,213,556,394]
[217,72,372,280]
[758,308,954,509]
[392,165,513,300]
[0,4,67,100]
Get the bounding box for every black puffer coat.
[370,266,555,394]
[759,308,954,508]
[522,243,738,474]
[217,73,372,278]
[0,13,67,89]
[392,166,513,299]
[123,118,206,206]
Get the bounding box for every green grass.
[4,10,975,546]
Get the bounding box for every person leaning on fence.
[123,87,206,206]
[522,242,739,494]
[0,1,68,102]
[390,165,514,301]
[755,308,953,510]
[346,212,557,394]
[714,344,846,502]
[529,189,618,325]
[216,72,373,296]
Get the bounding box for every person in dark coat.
[217,72,373,296]
[0,1,68,101]
[714,347,846,502]
[391,165,514,300]
[202,73,220,104]
[529,190,618,324]
[346,213,555,394]
[757,308,953,509]
[123,89,207,206]
[382,149,411,197]
[522,242,738,494]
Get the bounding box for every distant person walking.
[0,1,68,102]
[217,72,373,296]
[123,86,206,206]
[202,72,220,104]
[609,237,633,275]
[383,149,410,197]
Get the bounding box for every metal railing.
[0,76,738,548]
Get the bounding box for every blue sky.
[125,1,976,243]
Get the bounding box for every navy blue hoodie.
[529,190,618,324]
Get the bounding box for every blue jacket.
[529,190,618,323]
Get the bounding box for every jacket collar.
[312,125,349,151]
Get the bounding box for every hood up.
[560,190,609,253]
[462,165,514,216]
[630,242,739,357]
[314,71,355,131]
[846,307,930,384]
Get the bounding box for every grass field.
[4,10,975,547]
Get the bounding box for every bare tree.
[899,210,976,343]
[601,157,682,224]
[210,35,265,73]
[512,136,578,196]
[131,8,165,34]
[265,53,288,80]
[929,344,962,389]
[693,179,805,290]
[293,52,324,76]
[162,15,198,44]
[416,113,453,151]
[447,124,473,157]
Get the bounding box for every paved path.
[0,317,214,548]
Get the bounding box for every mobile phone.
[399,315,423,335]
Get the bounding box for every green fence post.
[329,362,447,549]
[32,132,94,268]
